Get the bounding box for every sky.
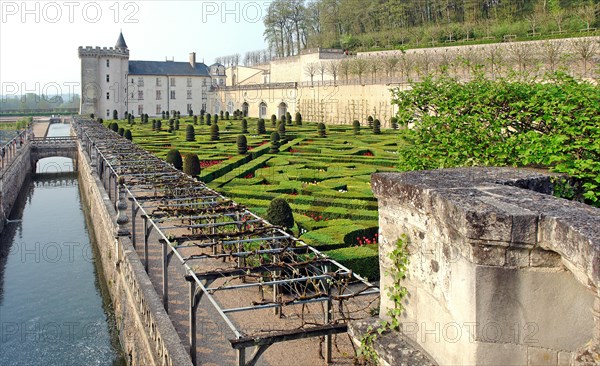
[0,0,273,97]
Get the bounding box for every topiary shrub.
[257,118,266,134]
[237,134,248,154]
[186,124,195,141]
[124,129,132,141]
[97,118,103,124]
[279,114,285,125]
[317,122,326,137]
[266,198,294,230]
[206,113,211,126]
[113,110,118,120]
[241,118,248,134]
[110,123,119,132]
[193,115,198,125]
[353,120,361,134]
[271,114,277,126]
[162,111,166,119]
[189,109,194,117]
[269,132,280,153]
[278,122,286,141]
[165,111,170,119]
[373,119,381,134]
[175,119,180,130]
[286,112,292,125]
[367,115,374,129]
[210,123,219,141]
[155,120,162,131]
[213,114,218,125]
[90,113,95,120]
[390,117,398,130]
[183,153,201,177]
[295,112,302,126]
[166,149,183,170]
[225,111,230,120]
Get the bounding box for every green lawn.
[104,116,400,280]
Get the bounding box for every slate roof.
[115,32,128,49]
[128,61,211,76]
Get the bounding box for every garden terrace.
[76,119,379,366]
[106,117,400,281]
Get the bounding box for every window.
[170,90,176,99]
[131,78,134,84]
[187,78,192,87]
[156,104,162,114]
[202,79,207,86]
[106,92,110,100]
[156,90,162,100]
[138,105,144,115]
[106,74,110,82]
[219,78,224,86]
[187,103,192,113]
[170,78,175,87]
[156,78,162,87]
[130,92,134,99]
[138,91,144,100]
[138,77,144,87]
[106,109,110,117]
[106,59,110,67]
[259,102,267,118]
[187,90,192,99]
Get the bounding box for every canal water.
[0,123,125,365]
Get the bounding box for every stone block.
[530,248,562,268]
[527,346,558,365]
[506,248,530,268]
[557,351,572,366]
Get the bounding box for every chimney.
[189,52,196,68]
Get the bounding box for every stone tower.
[79,32,130,118]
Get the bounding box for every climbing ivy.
[357,235,410,365]
[392,73,600,206]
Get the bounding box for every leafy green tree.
[317,122,326,137]
[266,198,294,230]
[270,132,280,153]
[278,121,286,141]
[353,120,361,134]
[210,123,220,141]
[257,118,266,134]
[166,149,183,170]
[237,134,248,154]
[241,118,248,133]
[186,124,195,141]
[373,119,381,134]
[183,153,201,177]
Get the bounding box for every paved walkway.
[32,122,50,138]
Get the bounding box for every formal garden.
[100,112,399,280]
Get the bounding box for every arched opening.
[259,102,267,119]
[278,102,287,120]
[35,156,76,174]
[232,73,237,86]
[242,102,249,117]
[227,101,234,114]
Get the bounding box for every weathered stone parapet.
[372,167,600,366]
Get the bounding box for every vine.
[357,234,410,365]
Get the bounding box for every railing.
[0,129,29,171]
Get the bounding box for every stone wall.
[77,142,192,366]
[372,167,600,366]
[0,144,31,234]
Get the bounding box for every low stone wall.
[0,144,31,234]
[77,142,192,366]
[372,167,600,366]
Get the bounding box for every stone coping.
[372,167,600,288]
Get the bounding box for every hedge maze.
[103,115,399,280]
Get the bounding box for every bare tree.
[572,38,599,77]
[317,62,327,82]
[508,43,534,78]
[304,62,318,85]
[383,56,399,79]
[399,53,415,81]
[542,40,563,73]
[326,60,340,84]
[351,58,368,84]
[485,45,504,79]
[368,57,382,83]
[577,3,598,31]
[339,59,351,83]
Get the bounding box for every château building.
[78,32,225,118]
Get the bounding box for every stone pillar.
[115,179,130,265]
[573,289,600,365]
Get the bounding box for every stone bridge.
[30,136,78,172]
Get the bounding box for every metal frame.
[75,119,379,366]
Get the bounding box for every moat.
[0,123,124,366]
